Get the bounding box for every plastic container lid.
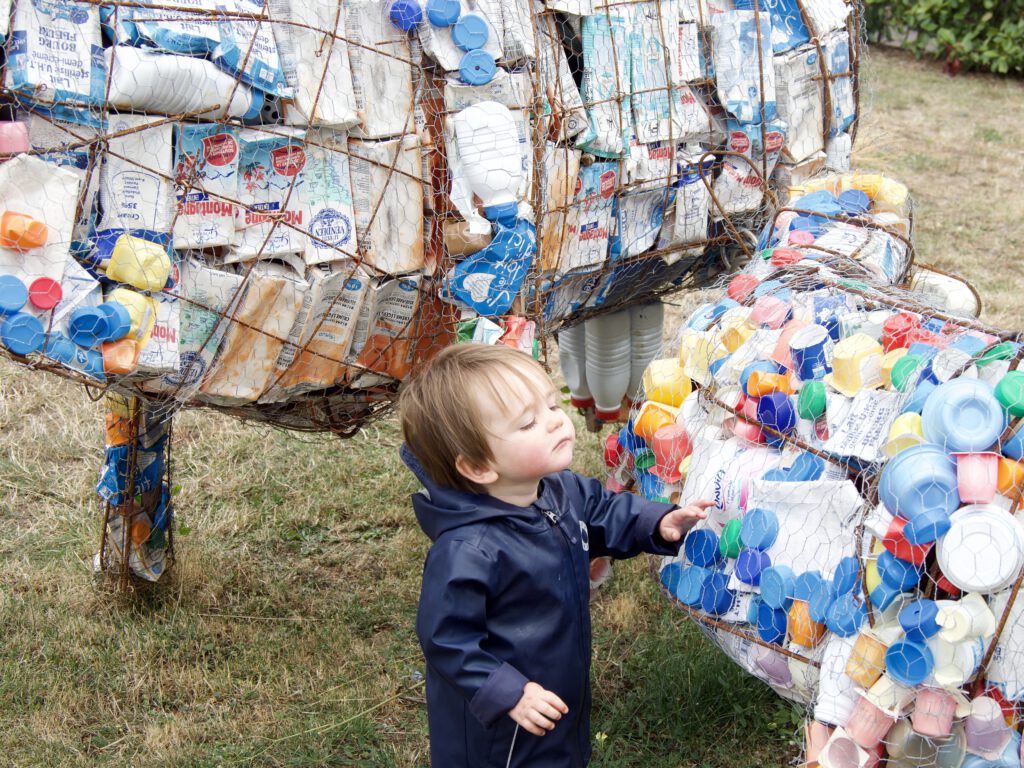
[459,49,496,86]
[760,565,795,610]
[388,0,423,31]
[97,302,132,341]
[756,392,795,435]
[921,378,1005,453]
[797,380,827,420]
[452,13,488,51]
[936,504,1024,593]
[0,273,28,315]
[838,188,871,215]
[684,528,722,568]
[885,639,934,686]
[68,306,110,348]
[740,507,779,550]
[898,599,941,642]
[832,555,861,595]
[727,274,760,303]
[756,601,788,644]
[876,549,922,591]
[676,565,711,606]
[995,371,1024,418]
[700,571,735,616]
[27,277,61,310]
[425,0,460,26]
[719,519,743,559]
[878,443,959,521]
[735,548,770,586]
[977,342,1018,367]
[793,570,824,601]
[1,311,44,356]
[890,354,927,392]
[826,592,866,637]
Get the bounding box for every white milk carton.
[6,1,105,121]
[143,256,246,398]
[23,113,100,244]
[539,144,583,273]
[554,161,618,276]
[802,0,849,37]
[268,264,369,396]
[774,45,825,163]
[824,30,855,136]
[577,13,631,157]
[674,22,703,83]
[213,0,291,98]
[659,145,713,258]
[129,0,221,56]
[674,84,719,143]
[347,136,424,274]
[535,5,587,140]
[231,128,308,261]
[713,120,786,216]
[351,274,423,383]
[98,114,176,239]
[418,0,504,72]
[501,0,536,63]
[345,0,414,139]
[50,254,101,334]
[135,294,181,376]
[173,123,240,249]
[710,11,778,124]
[200,263,306,403]
[629,1,678,144]
[0,155,82,286]
[301,130,359,266]
[270,0,359,128]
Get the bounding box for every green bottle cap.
[995,370,1024,419]
[977,341,1017,368]
[797,380,827,421]
[719,518,743,559]
[634,448,656,472]
[890,354,927,392]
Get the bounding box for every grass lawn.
[1,46,1022,766]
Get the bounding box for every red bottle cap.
[28,277,62,310]
[727,274,760,303]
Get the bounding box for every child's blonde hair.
[399,343,550,494]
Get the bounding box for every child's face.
[478,367,576,491]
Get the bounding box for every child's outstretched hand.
[658,500,715,542]
[509,682,569,736]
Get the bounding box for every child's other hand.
[508,682,568,736]
[658,500,715,542]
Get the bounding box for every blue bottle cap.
[793,570,824,601]
[885,639,934,686]
[68,306,111,348]
[807,578,834,623]
[389,0,423,31]
[676,565,711,606]
[452,13,489,51]
[898,599,941,642]
[877,549,922,591]
[760,565,795,610]
[1,312,44,356]
[44,332,106,380]
[97,302,132,341]
[700,571,735,616]
[740,508,779,551]
[832,555,861,596]
[826,592,866,637]
[683,528,722,569]
[756,601,788,645]
[0,274,28,315]
[459,49,496,85]
[735,548,770,586]
[837,188,871,216]
[660,561,682,594]
[869,580,904,613]
[425,0,460,26]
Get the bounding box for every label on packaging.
[302,130,358,265]
[99,114,176,237]
[345,0,413,139]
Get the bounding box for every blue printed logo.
[309,208,352,251]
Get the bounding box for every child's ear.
[455,454,498,487]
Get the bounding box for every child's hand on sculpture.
[657,499,715,542]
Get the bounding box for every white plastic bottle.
[557,322,593,409]
[628,301,665,404]
[105,46,264,122]
[451,101,523,222]
[584,308,631,422]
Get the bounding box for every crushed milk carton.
[348,136,424,274]
[713,120,785,215]
[213,0,290,98]
[200,262,306,403]
[535,5,587,140]
[774,45,825,163]
[345,0,414,139]
[418,0,504,72]
[351,275,423,382]
[0,155,83,285]
[824,31,855,135]
[173,123,241,249]
[577,14,631,157]
[629,1,678,145]
[135,294,180,376]
[231,128,307,261]
[129,0,221,56]
[659,145,714,258]
[268,264,369,396]
[674,22,703,83]
[750,0,810,53]
[302,130,358,266]
[802,0,849,37]
[501,0,536,63]
[23,113,100,243]
[143,256,246,398]
[98,114,176,240]
[674,84,720,143]
[539,144,583,273]
[270,0,359,128]
[6,1,105,121]
[710,11,777,124]
[553,161,618,276]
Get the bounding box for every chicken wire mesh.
[0,0,863,436]
[600,172,1024,766]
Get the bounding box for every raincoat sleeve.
[565,472,680,559]
[416,537,530,727]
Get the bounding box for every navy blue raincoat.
[402,445,678,767]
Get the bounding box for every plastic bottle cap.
[483,201,517,224]
[97,302,132,341]
[797,380,826,420]
[459,49,496,85]
[389,0,423,31]
[426,0,460,26]
[1,312,44,356]
[28,277,62,310]
[452,13,489,51]
[0,273,28,315]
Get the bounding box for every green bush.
[864,0,1024,75]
